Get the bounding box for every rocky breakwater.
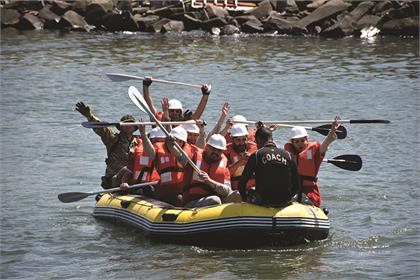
[1,0,418,37]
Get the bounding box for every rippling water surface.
[1,29,419,279]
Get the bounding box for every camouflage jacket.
[87,114,137,178]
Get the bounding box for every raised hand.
[75,102,91,118]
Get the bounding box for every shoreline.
[1,0,419,37]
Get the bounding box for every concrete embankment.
[1,0,418,37]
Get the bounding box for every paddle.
[236,119,390,125]
[271,123,347,139]
[104,70,203,89]
[128,86,202,174]
[58,181,159,203]
[81,120,198,129]
[323,154,362,171]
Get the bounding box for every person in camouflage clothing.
[75,101,138,189]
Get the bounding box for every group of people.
[76,77,341,208]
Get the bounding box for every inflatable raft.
[93,194,329,248]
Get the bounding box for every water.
[1,29,419,279]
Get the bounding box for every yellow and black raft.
[93,194,329,248]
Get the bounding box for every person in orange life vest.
[239,126,300,207]
[221,114,256,144]
[182,134,241,208]
[284,116,342,208]
[223,124,258,191]
[181,122,207,149]
[119,126,166,194]
[142,76,211,122]
[140,125,196,206]
[75,102,138,189]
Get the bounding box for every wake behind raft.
[93,193,329,248]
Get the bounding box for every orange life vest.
[128,140,160,184]
[284,142,324,207]
[153,142,195,199]
[182,151,230,204]
[224,141,257,190]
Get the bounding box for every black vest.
[254,142,297,206]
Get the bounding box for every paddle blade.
[128,86,147,113]
[82,121,118,129]
[58,192,89,203]
[349,119,390,124]
[313,124,347,139]
[328,154,362,171]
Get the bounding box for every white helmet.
[182,123,200,134]
[169,126,187,142]
[230,124,248,137]
[232,114,248,125]
[290,126,308,139]
[207,134,227,150]
[168,99,183,110]
[149,127,166,139]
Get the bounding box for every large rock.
[50,0,72,16]
[73,0,115,15]
[135,14,161,31]
[245,0,273,20]
[103,11,138,31]
[59,10,94,31]
[39,4,62,29]
[354,14,381,30]
[183,14,203,31]
[150,18,171,32]
[321,1,376,37]
[234,15,259,26]
[297,0,351,28]
[241,18,264,33]
[39,4,61,21]
[264,14,306,34]
[84,4,108,26]
[221,24,240,35]
[307,0,329,10]
[205,6,228,19]
[201,16,228,31]
[1,9,21,26]
[17,13,43,30]
[381,16,419,36]
[161,20,184,32]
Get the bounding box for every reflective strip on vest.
[160,172,172,183]
[140,156,149,165]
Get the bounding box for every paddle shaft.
[235,119,390,125]
[58,181,158,203]
[128,87,201,174]
[106,72,203,88]
[82,120,197,129]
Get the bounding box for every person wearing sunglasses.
[284,116,341,207]
[75,102,139,189]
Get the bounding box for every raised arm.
[207,102,230,141]
[142,77,158,119]
[191,84,211,120]
[139,122,156,160]
[75,101,116,146]
[320,116,341,156]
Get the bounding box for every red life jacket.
[182,151,230,205]
[224,141,257,190]
[153,142,195,200]
[128,140,160,184]
[284,142,324,207]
